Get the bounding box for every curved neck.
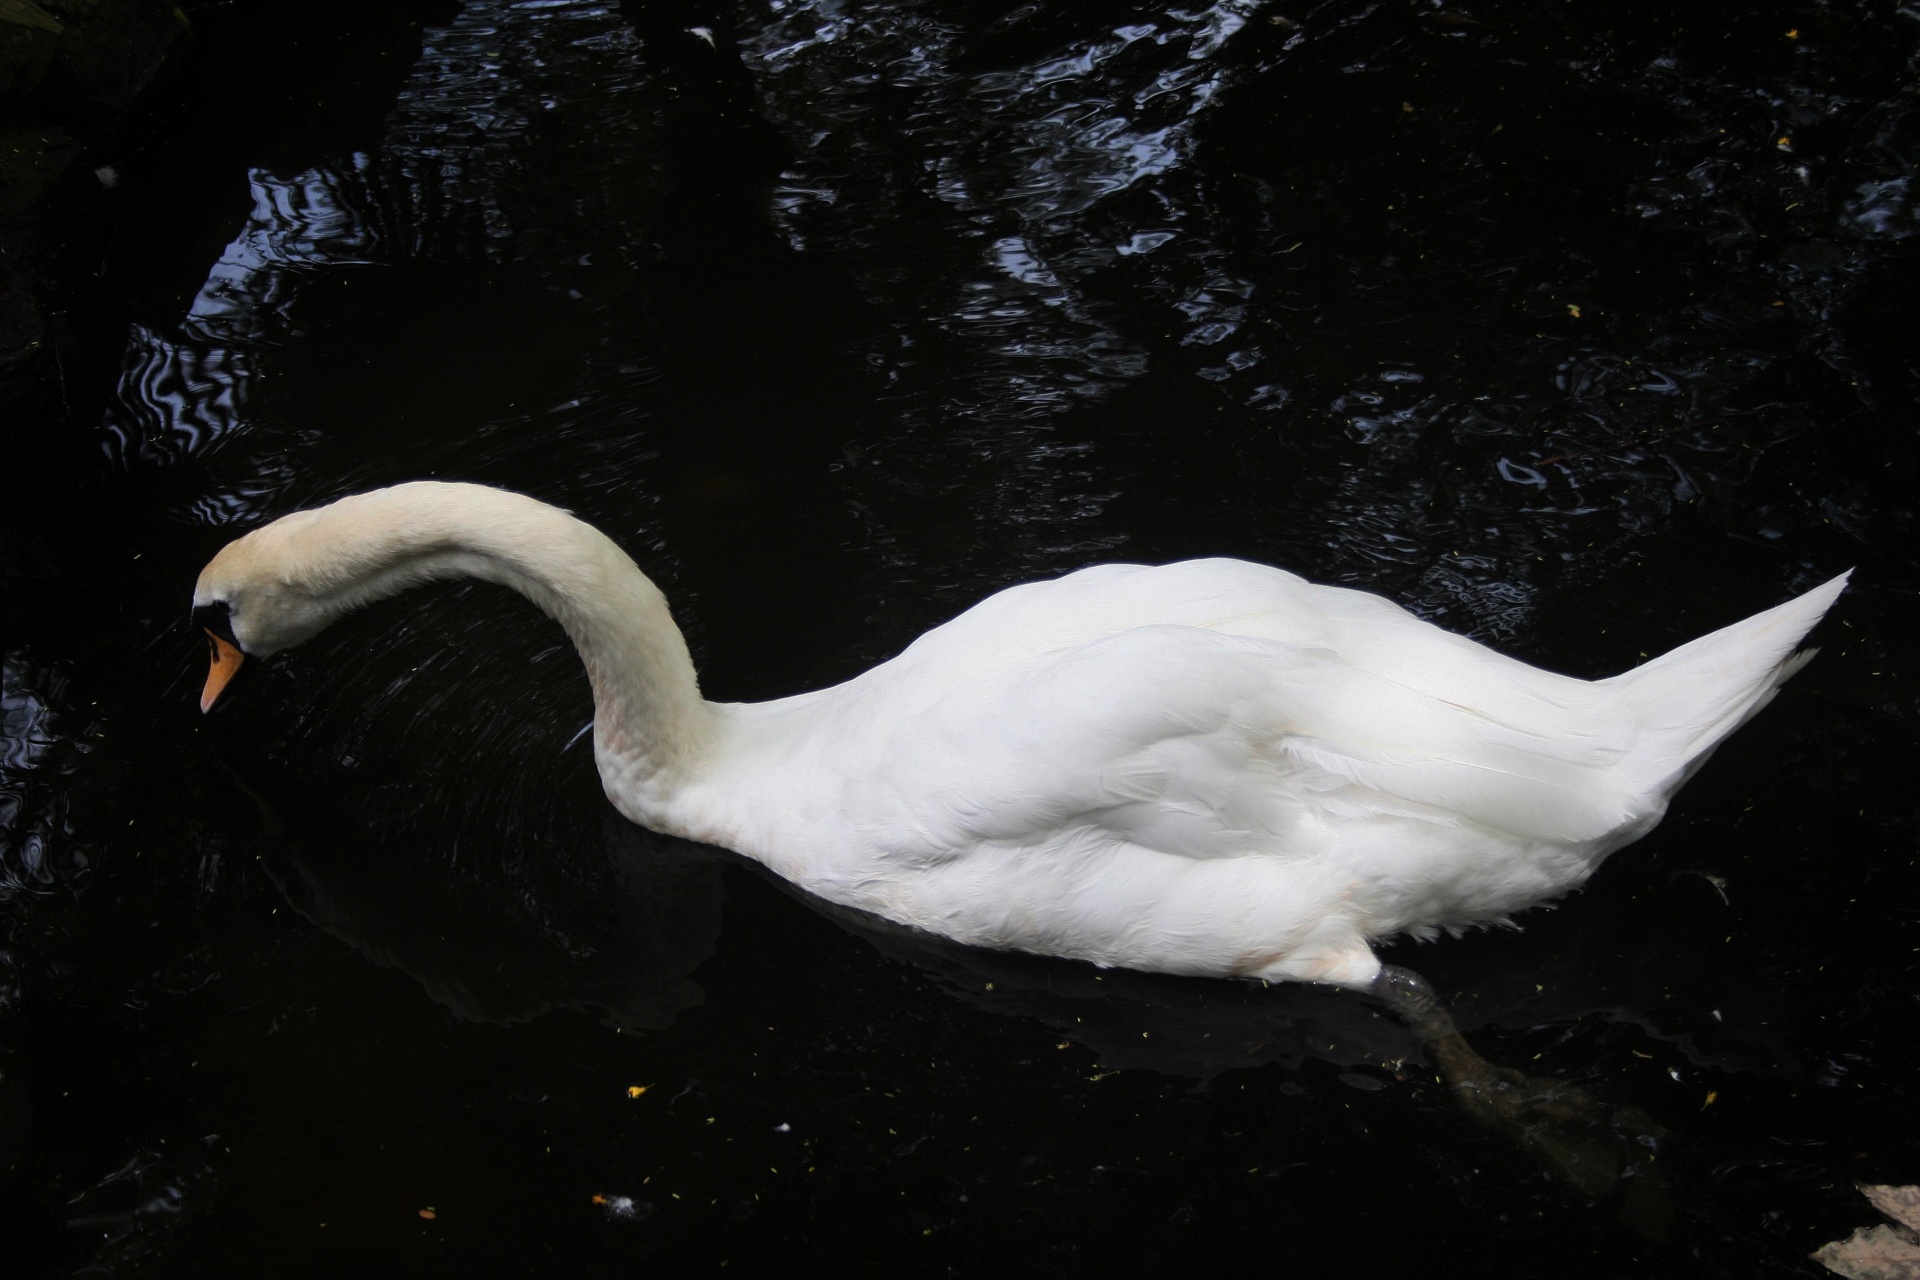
[282,483,715,811]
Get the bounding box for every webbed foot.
[1366,965,1673,1240]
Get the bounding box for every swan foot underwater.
[191,482,1842,1215]
[1369,964,1674,1236]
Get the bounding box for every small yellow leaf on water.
[592,1194,607,1205]
[419,1208,437,1220]
[1777,136,1793,149]
[1567,304,1582,318]
[1703,1090,1719,1110]
[627,1085,650,1098]
[1785,28,1799,39]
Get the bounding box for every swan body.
[193,482,1847,990]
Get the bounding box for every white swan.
[191,481,1846,993]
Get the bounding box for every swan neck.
[524,554,715,799]
[301,485,714,800]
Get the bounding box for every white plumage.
[193,482,1847,991]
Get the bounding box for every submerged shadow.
[231,750,1677,1235]
[777,874,1679,1239]
[242,781,728,1035]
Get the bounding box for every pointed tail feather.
[1606,571,1850,794]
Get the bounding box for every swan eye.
[192,601,238,647]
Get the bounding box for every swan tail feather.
[1607,571,1849,794]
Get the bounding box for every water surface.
[3,0,1917,1274]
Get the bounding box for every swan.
[190,481,1847,1000]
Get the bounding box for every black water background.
[2,0,1917,1274]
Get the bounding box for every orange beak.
[201,630,245,713]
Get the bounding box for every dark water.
[3,0,1917,1273]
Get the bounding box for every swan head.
[190,507,372,711]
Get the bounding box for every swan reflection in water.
[244,785,1677,1238]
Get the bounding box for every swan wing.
[875,560,1623,760]
[857,623,1642,864]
